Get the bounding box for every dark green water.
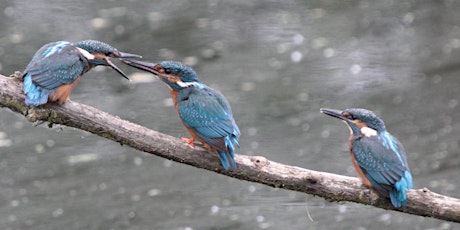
[0,0,459,229]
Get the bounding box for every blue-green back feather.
[352,131,412,207]
[177,86,240,170]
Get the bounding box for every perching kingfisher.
[320,108,413,208]
[22,40,141,106]
[122,59,240,171]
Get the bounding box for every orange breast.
[49,76,82,104]
[350,152,372,188]
[349,136,372,188]
[169,89,215,152]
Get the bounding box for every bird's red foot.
[181,137,195,147]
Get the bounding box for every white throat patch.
[177,81,198,88]
[361,126,378,137]
[76,47,95,60]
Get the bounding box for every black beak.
[320,108,349,121]
[105,57,131,80]
[121,59,159,75]
[117,51,142,59]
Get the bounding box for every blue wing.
[177,86,240,170]
[352,131,412,207]
[23,41,86,90]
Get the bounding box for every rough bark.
[1,73,459,223]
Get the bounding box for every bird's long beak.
[117,51,142,59]
[120,59,160,75]
[105,57,131,80]
[320,108,349,121]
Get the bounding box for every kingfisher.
[122,59,240,171]
[22,40,141,106]
[320,108,413,208]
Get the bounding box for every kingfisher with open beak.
[22,40,141,106]
[321,108,413,208]
[122,59,240,171]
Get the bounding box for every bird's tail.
[23,74,49,106]
[217,135,239,171]
[389,170,413,208]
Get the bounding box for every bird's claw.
[181,137,195,147]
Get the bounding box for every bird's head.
[121,59,201,91]
[320,108,386,137]
[74,40,141,80]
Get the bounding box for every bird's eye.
[164,68,171,74]
[343,112,354,120]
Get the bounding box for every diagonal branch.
[1,74,459,223]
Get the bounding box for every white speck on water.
[183,56,198,67]
[241,82,255,92]
[277,43,290,54]
[10,200,19,207]
[312,8,326,19]
[259,222,272,229]
[201,48,216,59]
[0,139,12,147]
[148,12,162,22]
[350,64,362,75]
[98,183,107,191]
[290,51,303,63]
[402,13,414,25]
[256,215,265,222]
[67,153,99,165]
[90,17,108,29]
[52,208,64,218]
[250,141,259,149]
[131,194,141,202]
[46,139,55,148]
[377,213,392,224]
[210,205,220,215]
[302,123,310,132]
[292,33,305,45]
[8,215,17,222]
[268,58,284,70]
[248,185,256,193]
[9,33,23,44]
[183,209,192,217]
[14,121,24,129]
[34,144,45,154]
[163,159,173,168]
[247,127,258,136]
[148,189,161,197]
[184,227,193,230]
[337,205,347,213]
[321,130,330,138]
[297,92,309,102]
[450,39,460,49]
[4,6,15,17]
[159,48,176,59]
[133,157,143,166]
[114,25,125,35]
[128,211,136,219]
[195,18,210,28]
[230,214,239,221]
[311,37,328,49]
[448,99,458,108]
[163,98,174,107]
[129,72,157,84]
[222,199,231,206]
[323,48,335,58]
[432,75,442,84]
[392,95,403,104]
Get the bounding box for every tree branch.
[1,74,459,223]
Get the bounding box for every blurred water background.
[0,0,459,229]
